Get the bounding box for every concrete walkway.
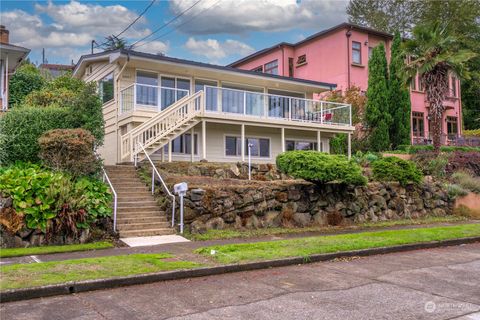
[2,243,479,319]
[2,221,477,266]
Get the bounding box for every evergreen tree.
[388,31,411,148]
[365,43,391,151]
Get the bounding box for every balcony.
[120,83,352,127]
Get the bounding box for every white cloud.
[138,41,170,55]
[0,1,155,63]
[184,37,255,62]
[170,0,348,35]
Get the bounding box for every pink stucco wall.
[232,24,462,142]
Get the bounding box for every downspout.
[114,54,130,164]
[346,28,352,90]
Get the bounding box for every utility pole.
[42,48,45,64]
[91,40,98,54]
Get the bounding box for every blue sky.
[0,0,348,66]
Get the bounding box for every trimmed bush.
[0,163,112,232]
[451,171,480,193]
[371,157,422,186]
[38,128,101,176]
[0,106,71,165]
[276,151,367,185]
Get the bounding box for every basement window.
[296,54,307,66]
[225,136,270,158]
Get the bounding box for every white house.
[74,49,354,165]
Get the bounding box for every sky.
[0,0,349,66]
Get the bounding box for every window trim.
[352,41,362,64]
[285,138,320,152]
[446,116,458,136]
[223,134,271,159]
[296,54,307,67]
[450,76,457,97]
[251,65,263,72]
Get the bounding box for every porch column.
[202,120,206,160]
[281,127,285,152]
[347,133,352,160]
[217,81,222,112]
[190,127,194,162]
[168,139,172,162]
[317,131,321,152]
[241,124,245,162]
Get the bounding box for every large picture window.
[286,140,318,151]
[352,41,361,64]
[99,72,114,103]
[165,134,198,155]
[225,136,270,158]
[264,60,278,75]
[451,76,457,97]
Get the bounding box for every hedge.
[372,157,423,186]
[276,150,367,185]
[0,106,71,165]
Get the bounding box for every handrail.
[137,143,177,229]
[101,167,118,233]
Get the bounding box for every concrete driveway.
[1,243,480,320]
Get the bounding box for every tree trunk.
[423,67,449,153]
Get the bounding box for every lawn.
[0,253,202,290]
[0,241,114,258]
[196,223,480,264]
[185,216,468,241]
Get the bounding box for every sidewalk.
[2,220,478,266]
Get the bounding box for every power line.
[94,0,156,49]
[134,0,221,49]
[130,0,203,49]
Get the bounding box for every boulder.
[293,212,311,227]
[205,217,225,230]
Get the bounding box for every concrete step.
[118,201,158,208]
[110,178,146,184]
[111,182,148,189]
[117,196,155,202]
[116,186,150,193]
[117,206,162,213]
[120,228,175,237]
[117,216,168,224]
[117,222,170,231]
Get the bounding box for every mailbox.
[174,182,188,196]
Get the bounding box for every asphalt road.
[1,243,480,320]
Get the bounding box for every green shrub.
[38,128,101,176]
[8,63,46,106]
[451,171,480,193]
[397,145,480,154]
[427,155,449,178]
[353,151,380,165]
[446,184,469,199]
[0,163,112,231]
[276,151,367,185]
[463,129,480,137]
[0,106,71,165]
[330,134,347,155]
[371,157,423,186]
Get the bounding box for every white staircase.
[120,91,204,162]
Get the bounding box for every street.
[1,243,480,320]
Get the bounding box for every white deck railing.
[120,84,351,127]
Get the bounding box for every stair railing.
[136,143,177,229]
[121,91,204,162]
[101,168,118,233]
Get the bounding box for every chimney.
[0,25,9,44]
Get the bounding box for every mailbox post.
[174,182,188,234]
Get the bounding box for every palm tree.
[402,23,476,152]
[101,35,127,51]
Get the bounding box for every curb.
[1,236,479,303]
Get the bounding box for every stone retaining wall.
[163,180,452,233]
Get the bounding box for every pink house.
[229,23,463,145]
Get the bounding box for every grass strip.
[185,216,468,241]
[0,241,114,258]
[0,253,202,290]
[195,223,480,264]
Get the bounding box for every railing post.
[133,84,137,112]
[288,98,292,121]
[243,91,247,115]
[151,169,155,195]
[158,86,161,112]
[320,102,324,125]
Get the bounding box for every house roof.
[73,48,337,90]
[39,63,75,71]
[0,42,30,72]
[227,22,393,67]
